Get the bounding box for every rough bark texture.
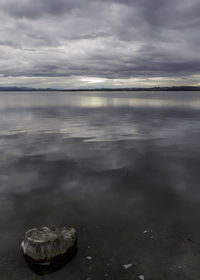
[21,226,77,265]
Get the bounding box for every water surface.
[0,91,200,279]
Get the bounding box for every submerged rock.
[21,226,77,267]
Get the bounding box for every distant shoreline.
[0,86,200,92]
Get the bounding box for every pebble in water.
[138,275,145,280]
[123,264,133,269]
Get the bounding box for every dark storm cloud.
[1,0,85,18]
[0,0,200,86]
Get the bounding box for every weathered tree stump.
[21,226,77,270]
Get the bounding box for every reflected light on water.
[79,96,108,108]
[79,96,200,109]
[0,91,200,110]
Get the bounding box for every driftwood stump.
[21,226,77,267]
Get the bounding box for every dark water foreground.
[0,91,200,280]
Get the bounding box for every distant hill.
[0,87,57,91]
[0,86,200,91]
[61,86,200,91]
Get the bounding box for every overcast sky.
[0,0,200,89]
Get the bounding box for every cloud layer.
[0,0,200,88]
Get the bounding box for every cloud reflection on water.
[0,91,200,279]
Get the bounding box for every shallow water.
[0,91,200,279]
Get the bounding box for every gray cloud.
[0,0,200,87]
[1,0,85,18]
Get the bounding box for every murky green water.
[0,91,200,279]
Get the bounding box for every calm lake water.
[0,91,200,279]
